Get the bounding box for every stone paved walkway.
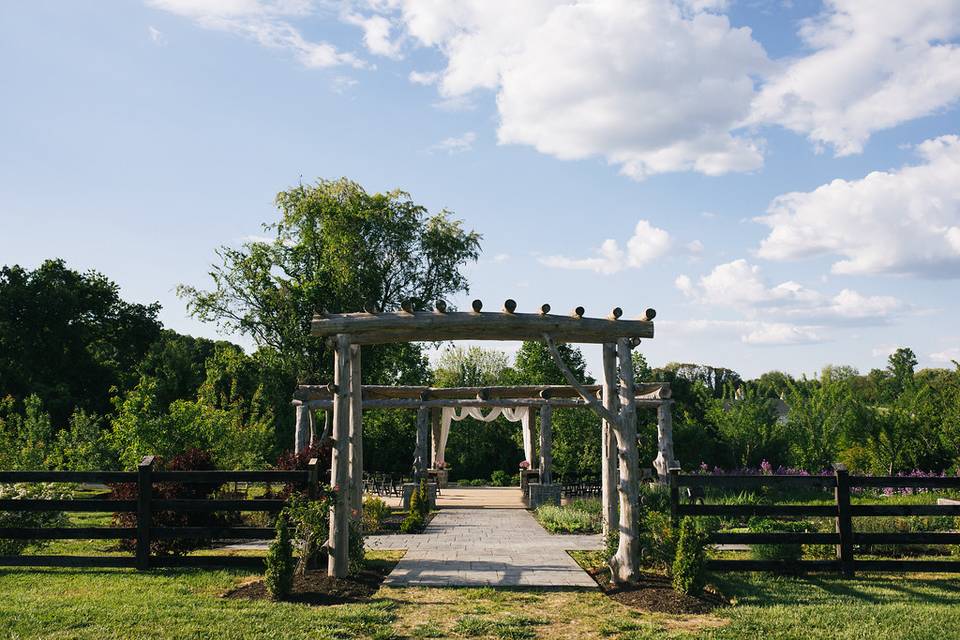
[368,508,602,587]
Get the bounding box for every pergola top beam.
[310,310,654,344]
[294,382,671,403]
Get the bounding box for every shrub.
[409,483,423,517]
[0,483,71,555]
[643,510,677,571]
[286,491,333,573]
[535,504,600,534]
[362,497,390,533]
[265,514,294,600]
[417,478,430,517]
[348,520,365,575]
[748,518,811,562]
[400,512,424,533]
[638,483,671,514]
[490,470,510,487]
[672,517,710,596]
[111,448,232,556]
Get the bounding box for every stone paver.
[369,508,602,587]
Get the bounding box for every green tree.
[178,178,480,384]
[707,388,787,468]
[0,260,161,425]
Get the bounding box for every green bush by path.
[673,517,711,596]
[264,515,294,600]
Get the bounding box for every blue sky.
[2,0,960,379]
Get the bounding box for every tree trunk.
[609,338,641,584]
[328,334,351,577]
[601,343,620,538]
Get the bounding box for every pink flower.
[519,460,530,470]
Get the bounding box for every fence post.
[669,467,680,529]
[306,457,319,570]
[136,455,155,570]
[834,463,854,578]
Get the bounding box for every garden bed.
[585,565,726,614]
[222,553,401,605]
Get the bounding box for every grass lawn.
[3,527,960,639]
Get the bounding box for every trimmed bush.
[672,517,710,596]
[265,515,294,600]
[400,512,424,533]
[362,496,390,533]
[490,470,510,487]
[348,520,365,575]
[535,503,600,534]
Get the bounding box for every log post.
[538,404,553,484]
[654,401,676,482]
[295,404,311,453]
[136,455,154,571]
[348,344,363,523]
[328,334,351,577]
[610,338,641,584]
[835,464,854,577]
[318,410,332,443]
[430,408,442,467]
[600,343,619,539]
[414,406,430,480]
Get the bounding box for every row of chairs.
[560,476,602,498]
[364,472,408,497]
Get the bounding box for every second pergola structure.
[305,300,667,584]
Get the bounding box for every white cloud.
[492,253,509,263]
[756,134,960,277]
[685,240,704,254]
[408,70,439,85]
[930,347,960,363]
[676,259,903,324]
[663,319,824,346]
[429,131,477,154]
[147,0,366,68]
[541,219,671,274]
[872,344,898,358]
[395,0,768,179]
[343,11,403,59]
[741,323,822,346]
[749,1,960,155]
[148,25,167,45]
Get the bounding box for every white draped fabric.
[435,406,533,466]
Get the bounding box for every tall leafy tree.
[0,259,161,424]
[178,178,481,384]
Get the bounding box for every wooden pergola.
[299,300,672,584]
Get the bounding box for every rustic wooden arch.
[299,300,671,584]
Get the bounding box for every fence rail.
[669,467,960,576]
[0,456,320,570]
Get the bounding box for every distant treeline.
[2,178,957,477]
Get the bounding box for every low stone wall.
[527,482,561,510]
[402,482,437,510]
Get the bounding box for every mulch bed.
[377,511,436,533]
[222,559,398,606]
[586,566,727,614]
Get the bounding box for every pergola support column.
[654,401,676,482]
[348,344,363,522]
[430,408,442,467]
[294,404,311,453]
[413,406,430,480]
[538,404,553,484]
[328,334,351,577]
[610,338,641,584]
[600,343,619,539]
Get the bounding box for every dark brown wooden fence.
[669,466,960,576]
[0,456,320,570]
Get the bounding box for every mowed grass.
[3,530,960,639]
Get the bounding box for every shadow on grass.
[712,571,960,608]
